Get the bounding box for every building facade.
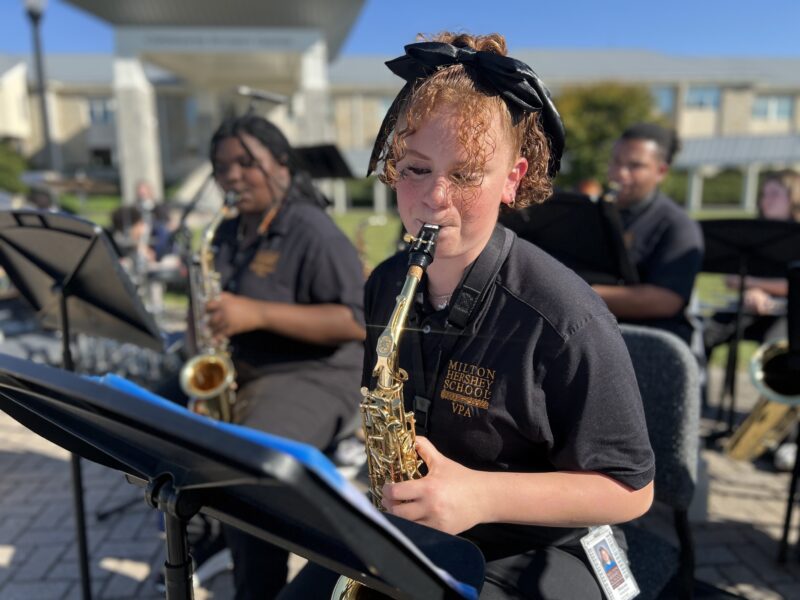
[329,49,800,210]
[2,38,800,210]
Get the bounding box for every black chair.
[619,324,700,599]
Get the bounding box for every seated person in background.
[592,123,704,345]
[110,205,155,276]
[190,114,366,599]
[25,186,60,212]
[134,179,176,260]
[703,169,800,357]
[281,31,654,600]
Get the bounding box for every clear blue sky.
[0,0,798,57]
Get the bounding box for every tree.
[554,83,660,189]
[0,140,28,195]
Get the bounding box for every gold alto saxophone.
[332,223,439,600]
[725,265,800,461]
[180,190,238,422]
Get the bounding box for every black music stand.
[0,355,484,600]
[700,219,800,436]
[0,209,164,600]
[500,191,639,285]
[295,144,354,179]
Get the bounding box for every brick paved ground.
[1,367,800,599]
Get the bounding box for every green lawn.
[691,208,754,221]
[59,194,121,227]
[332,210,402,271]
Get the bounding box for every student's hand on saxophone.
[380,436,487,535]
[206,292,266,338]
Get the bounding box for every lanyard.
[222,203,282,293]
[411,225,514,435]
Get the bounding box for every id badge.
[580,525,640,600]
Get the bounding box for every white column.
[332,179,348,215]
[741,163,760,213]
[113,57,163,204]
[295,38,331,144]
[373,178,388,214]
[194,91,221,159]
[351,94,365,149]
[687,168,705,213]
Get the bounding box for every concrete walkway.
[1,367,800,599]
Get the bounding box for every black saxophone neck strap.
[447,224,514,330]
[412,224,514,435]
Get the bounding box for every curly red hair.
[379,32,552,209]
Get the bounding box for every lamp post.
[25,11,90,598]
[24,0,57,171]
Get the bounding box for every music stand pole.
[715,259,748,433]
[57,264,93,600]
[145,476,196,600]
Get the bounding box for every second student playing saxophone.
[203,115,366,599]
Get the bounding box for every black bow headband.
[367,41,565,178]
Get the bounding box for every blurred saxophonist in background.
[204,115,366,599]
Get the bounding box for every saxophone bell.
[725,340,800,461]
[181,353,237,422]
[725,263,800,461]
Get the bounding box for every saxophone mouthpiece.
[406,223,439,269]
[223,190,239,208]
[601,181,622,204]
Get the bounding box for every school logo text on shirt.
[249,250,280,277]
[440,359,495,418]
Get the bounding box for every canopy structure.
[63,0,365,204]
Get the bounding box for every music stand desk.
[700,219,800,433]
[0,355,483,600]
[0,210,163,352]
[0,209,164,600]
[500,191,638,285]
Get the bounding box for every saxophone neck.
[371,224,439,388]
[374,286,413,389]
[199,192,236,281]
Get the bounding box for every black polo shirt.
[363,228,655,552]
[619,191,704,344]
[213,188,365,387]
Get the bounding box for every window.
[752,95,794,121]
[88,97,115,125]
[651,86,675,115]
[685,86,720,109]
[90,148,112,167]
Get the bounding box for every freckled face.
[394,108,526,264]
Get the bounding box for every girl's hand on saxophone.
[206,292,265,338]
[380,436,488,535]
